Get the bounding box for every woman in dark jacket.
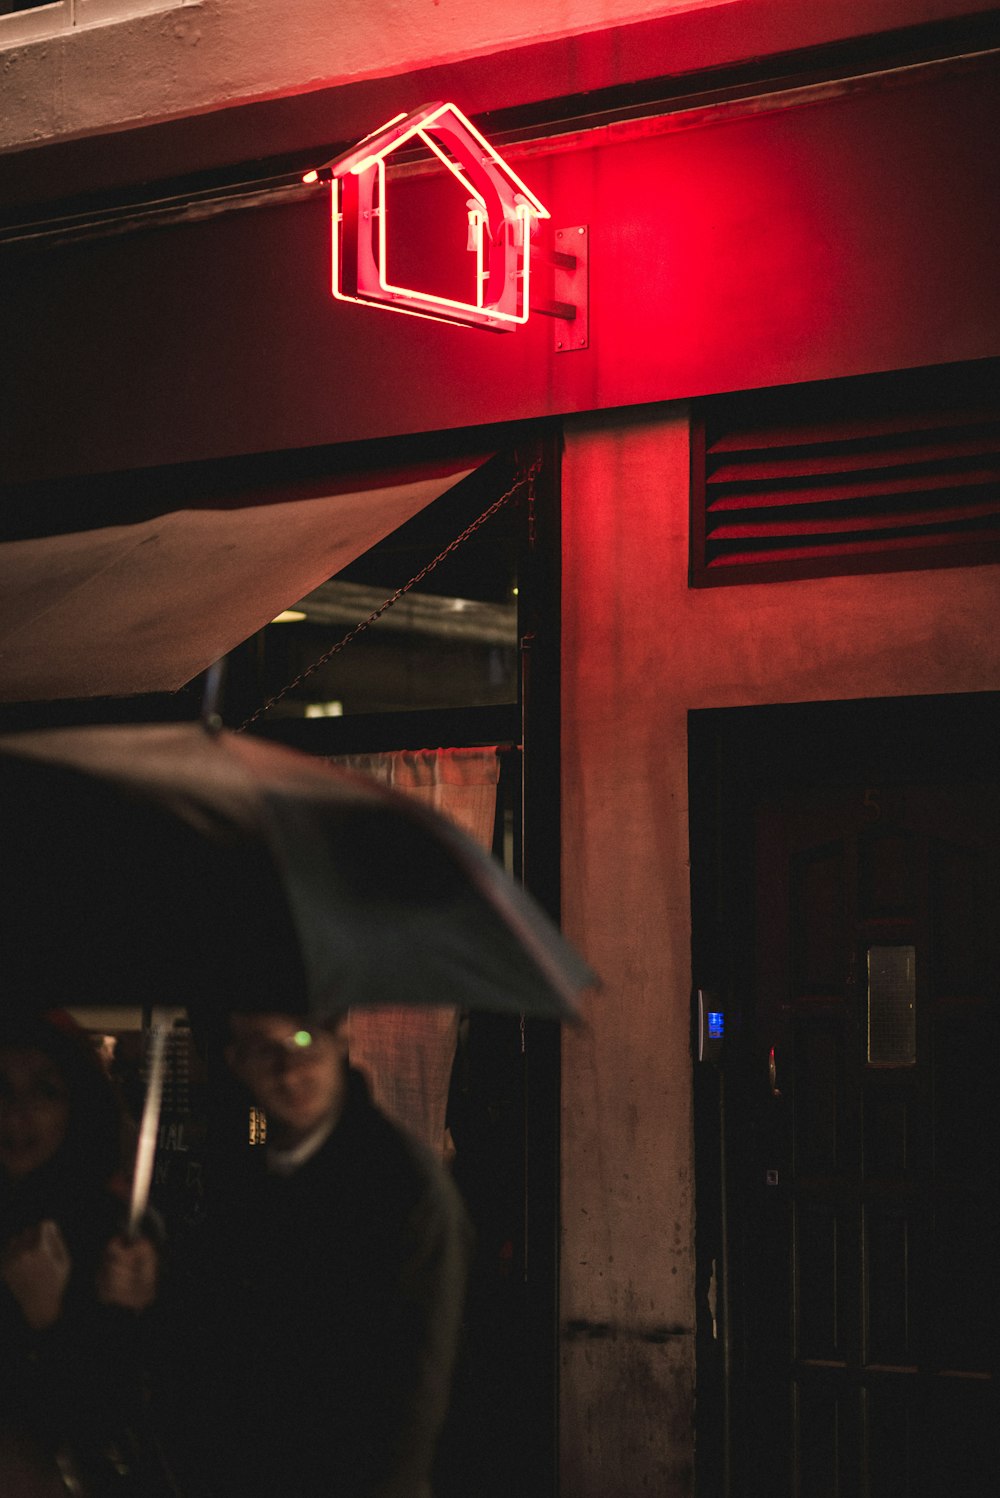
[0,1010,159,1496]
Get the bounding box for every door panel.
[693,701,1000,1498]
[753,782,999,1496]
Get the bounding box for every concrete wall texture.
[0,0,731,151]
[3,0,992,151]
[559,406,1000,1492]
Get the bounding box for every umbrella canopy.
[0,723,594,1023]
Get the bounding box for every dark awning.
[0,458,482,702]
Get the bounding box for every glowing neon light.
[307,101,550,333]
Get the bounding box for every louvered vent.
[690,361,1000,586]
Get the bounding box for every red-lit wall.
[2,53,998,484]
[559,405,1000,1497]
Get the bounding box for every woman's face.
[0,1047,71,1183]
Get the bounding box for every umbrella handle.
[127,1015,169,1240]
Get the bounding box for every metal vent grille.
[690,362,1000,586]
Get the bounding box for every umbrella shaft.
[128,1017,169,1238]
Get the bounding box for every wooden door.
[734,772,1000,1496]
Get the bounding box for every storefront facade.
[3,3,999,1493]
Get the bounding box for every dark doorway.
[691,694,1000,1498]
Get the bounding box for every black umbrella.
[0,723,594,1023]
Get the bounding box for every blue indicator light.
[707,1011,725,1040]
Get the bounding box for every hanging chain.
[527,471,537,550]
[238,459,541,732]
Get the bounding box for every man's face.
[226,1014,348,1147]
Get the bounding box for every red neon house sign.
[304,102,550,332]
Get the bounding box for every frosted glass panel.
[867,946,916,1067]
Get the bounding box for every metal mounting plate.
[552,225,589,353]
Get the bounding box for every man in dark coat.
[163,1011,471,1498]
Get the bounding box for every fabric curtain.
[329,748,500,1159]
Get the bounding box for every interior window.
[234,457,522,725]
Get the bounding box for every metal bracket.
[530,225,589,351]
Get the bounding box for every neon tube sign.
[304,102,551,333]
